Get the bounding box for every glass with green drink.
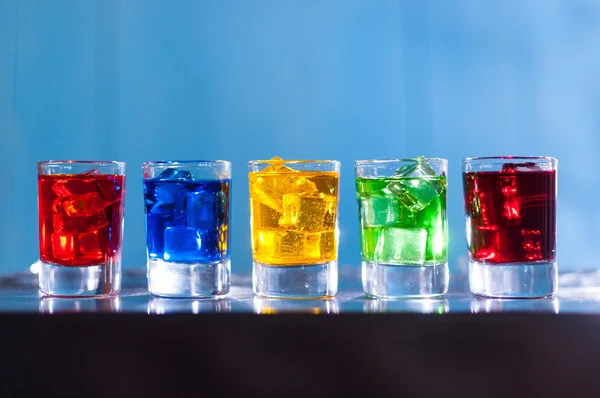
[355,157,448,298]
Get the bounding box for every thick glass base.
[469,260,557,298]
[362,261,449,299]
[39,260,121,297]
[147,258,230,298]
[253,260,338,299]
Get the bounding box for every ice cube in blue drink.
[163,226,220,262]
[186,190,221,230]
[157,168,193,181]
[146,213,171,259]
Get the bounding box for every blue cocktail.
[143,161,231,297]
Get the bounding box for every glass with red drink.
[38,161,126,297]
[462,157,557,298]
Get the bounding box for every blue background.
[1,0,599,275]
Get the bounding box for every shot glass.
[355,157,449,298]
[143,160,231,297]
[462,156,557,298]
[249,157,340,298]
[37,160,126,297]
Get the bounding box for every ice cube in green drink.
[386,157,446,213]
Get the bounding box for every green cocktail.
[355,157,448,298]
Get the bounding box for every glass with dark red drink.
[38,161,126,297]
[462,157,557,298]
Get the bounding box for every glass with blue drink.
[143,160,231,297]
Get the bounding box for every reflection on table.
[254,297,339,314]
[470,297,560,313]
[147,296,232,314]
[363,298,449,314]
[39,296,122,313]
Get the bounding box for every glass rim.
[355,158,447,166]
[38,160,126,167]
[248,159,340,167]
[142,160,231,168]
[461,156,557,165]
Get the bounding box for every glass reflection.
[470,297,559,314]
[364,298,449,314]
[254,297,339,314]
[147,297,231,314]
[39,296,121,313]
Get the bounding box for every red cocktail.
[38,161,125,296]
[462,157,557,298]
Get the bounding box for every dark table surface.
[3,266,600,398]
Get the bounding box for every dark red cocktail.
[463,163,556,264]
[38,173,125,266]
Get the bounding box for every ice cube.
[395,157,438,178]
[386,158,445,213]
[473,225,501,261]
[154,182,186,204]
[51,232,75,261]
[319,231,336,258]
[52,199,109,233]
[254,230,321,260]
[186,190,220,230]
[76,230,105,259]
[498,175,521,225]
[51,230,104,262]
[53,179,98,196]
[375,227,427,265]
[279,193,336,232]
[250,164,318,212]
[52,181,72,197]
[252,202,282,229]
[386,177,445,213]
[522,229,542,260]
[261,157,293,173]
[474,191,498,226]
[146,213,171,258]
[502,162,542,173]
[150,182,187,226]
[163,227,220,262]
[360,194,415,227]
[157,168,193,181]
[95,179,121,203]
[80,168,100,175]
[62,192,105,217]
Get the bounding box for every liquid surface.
[356,175,447,265]
[249,168,339,266]
[463,169,556,263]
[38,174,125,267]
